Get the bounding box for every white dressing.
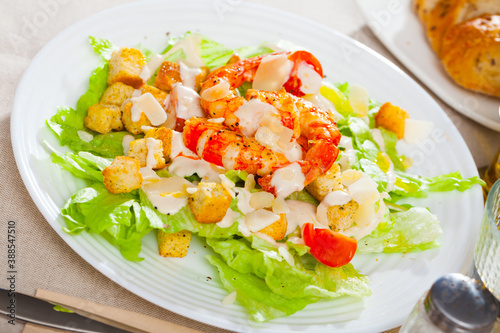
[297,64,322,95]
[141,175,195,215]
[285,200,318,235]
[234,99,279,137]
[252,54,293,91]
[278,246,295,266]
[179,61,202,91]
[169,155,224,182]
[337,136,357,171]
[341,198,387,240]
[145,137,159,168]
[271,163,305,198]
[233,188,254,215]
[170,84,205,120]
[169,131,198,159]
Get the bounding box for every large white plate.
[355,0,500,132]
[11,1,484,332]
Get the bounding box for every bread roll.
[440,15,500,97]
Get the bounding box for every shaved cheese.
[77,131,93,142]
[278,246,295,266]
[234,188,254,215]
[249,191,275,210]
[271,163,305,198]
[220,174,236,198]
[340,169,364,186]
[122,135,135,156]
[349,84,369,116]
[297,64,322,94]
[348,176,379,205]
[217,208,240,229]
[404,119,434,144]
[222,291,237,306]
[131,93,167,125]
[245,209,280,232]
[272,197,290,214]
[244,174,256,191]
[201,79,231,102]
[164,33,204,67]
[207,117,225,123]
[253,54,293,91]
[140,54,164,82]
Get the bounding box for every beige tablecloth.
[1,1,498,332]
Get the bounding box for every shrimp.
[199,50,323,131]
[183,117,290,176]
[188,51,340,194]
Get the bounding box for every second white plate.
[356,0,500,132]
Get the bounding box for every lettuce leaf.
[206,236,370,321]
[357,207,442,253]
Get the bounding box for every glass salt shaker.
[399,273,499,333]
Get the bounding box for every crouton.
[188,182,232,223]
[107,47,146,89]
[194,66,210,92]
[100,82,135,106]
[102,156,143,194]
[144,127,172,160]
[305,163,343,201]
[122,102,152,135]
[128,138,166,169]
[157,230,191,258]
[141,85,168,105]
[154,61,181,93]
[84,103,123,134]
[327,200,359,232]
[259,213,287,241]
[374,102,409,140]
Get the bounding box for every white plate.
[11,1,484,332]
[355,0,500,132]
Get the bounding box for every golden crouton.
[84,103,123,134]
[188,182,232,223]
[259,213,287,241]
[144,127,172,160]
[305,163,343,202]
[141,85,168,105]
[100,82,135,106]
[102,156,143,194]
[327,200,359,232]
[374,102,409,140]
[157,230,191,258]
[107,48,146,89]
[128,138,166,169]
[194,66,210,92]
[121,102,152,135]
[154,61,181,93]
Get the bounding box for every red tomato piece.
[301,223,357,268]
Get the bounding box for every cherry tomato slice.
[301,223,357,268]
[283,50,323,97]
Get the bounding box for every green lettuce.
[357,207,443,253]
